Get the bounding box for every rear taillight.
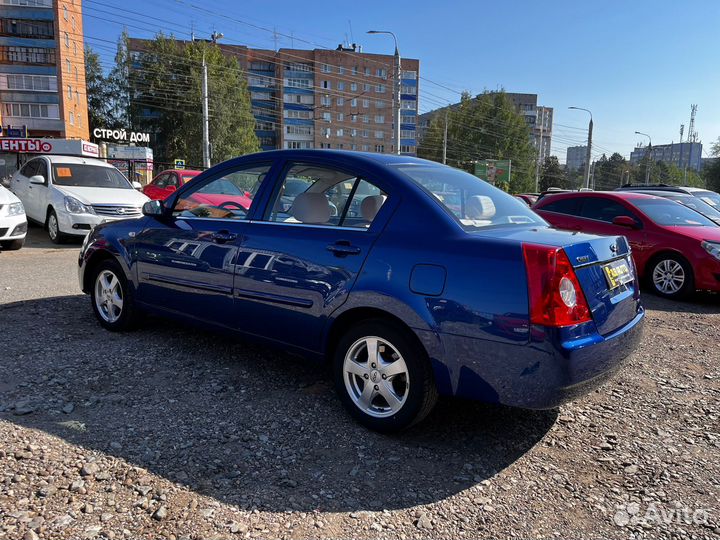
[523,243,592,327]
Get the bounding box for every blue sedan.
[79,150,645,432]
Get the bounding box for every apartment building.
[629,141,703,172]
[0,0,89,139]
[566,145,588,171]
[128,39,420,156]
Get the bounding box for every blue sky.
[83,0,720,163]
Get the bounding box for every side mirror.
[29,175,45,185]
[132,181,142,190]
[613,215,639,229]
[166,185,177,193]
[142,199,165,217]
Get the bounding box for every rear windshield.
[670,195,720,220]
[395,164,545,230]
[694,190,720,209]
[633,198,717,227]
[52,164,131,189]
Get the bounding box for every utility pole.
[569,107,593,189]
[535,107,545,192]
[442,108,448,164]
[198,31,223,169]
[367,30,401,154]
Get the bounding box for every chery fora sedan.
[78,150,644,432]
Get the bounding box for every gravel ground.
[1,225,719,539]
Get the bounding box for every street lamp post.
[635,131,652,185]
[569,107,593,189]
[367,30,401,155]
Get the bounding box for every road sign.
[174,159,185,169]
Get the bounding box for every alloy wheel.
[343,336,409,418]
[94,270,124,323]
[652,259,685,295]
[48,214,58,241]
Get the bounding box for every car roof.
[627,190,693,198]
[539,190,661,201]
[237,148,439,168]
[39,155,116,167]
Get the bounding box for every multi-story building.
[418,92,553,161]
[629,141,703,172]
[128,39,420,156]
[0,0,89,139]
[566,145,588,171]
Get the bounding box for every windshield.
[633,198,717,227]
[52,164,132,189]
[395,164,546,230]
[694,190,720,209]
[667,195,720,221]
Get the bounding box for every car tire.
[90,259,140,331]
[0,238,24,250]
[647,254,694,300]
[46,209,65,244]
[333,320,438,433]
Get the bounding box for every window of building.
[74,66,78,82]
[69,111,74,125]
[401,100,416,110]
[249,75,273,87]
[336,97,344,106]
[362,114,369,123]
[0,46,56,64]
[338,66,345,75]
[63,5,68,19]
[351,144,357,150]
[376,84,386,93]
[374,115,385,124]
[3,102,59,119]
[286,62,312,72]
[363,83,371,92]
[352,66,358,75]
[362,99,369,108]
[364,67,370,76]
[361,130,369,138]
[66,58,71,73]
[0,18,54,38]
[67,84,72,99]
[375,131,384,139]
[351,114,357,123]
[337,113,344,121]
[321,63,331,73]
[401,129,416,139]
[72,16,76,31]
[350,98,357,107]
[256,121,274,130]
[351,129,357,137]
[401,70,417,79]
[3,74,56,91]
[337,81,345,91]
[73,42,77,55]
[322,80,330,89]
[285,141,313,149]
[64,32,69,47]
[376,100,385,108]
[376,68,387,78]
[286,125,313,135]
[286,78,311,89]
[0,0,52,6]
[402,114,417,124]
[375,144,384,152]
[321,96,331,106]
[400,145,415,153]
[283,93,313,105]
[322,111,331,122]
[362,144,369,151]
[401,85,417,95]
[323,127,331,138]
[350,83,357,91]
[336,128,344,136]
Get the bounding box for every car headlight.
[701,240,720,261]
[64,196,95,215]
[7,202,24,216]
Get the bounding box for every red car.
[143,169,202,200]
[534,191,720,299]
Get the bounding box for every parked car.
[0,184,27,250]
[143,169,202,200]
[515,193,539,206]
[10,156,150,244]
[616,189,720,225]
[534,191,720,299]
[616,184,720,209]
[79,150,644,432]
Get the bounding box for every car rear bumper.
[431,307,645,409]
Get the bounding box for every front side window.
[396,164,544,230]
[52,164,131,189]
[173,164,271,220]
[265,164,387,229]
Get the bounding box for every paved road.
[0,224,718,539]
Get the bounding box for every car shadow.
[0,295,557,512]
[641,290,720,314]
[19,222,83,250]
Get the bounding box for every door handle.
[210,230,237,244]
[326,241,361,256]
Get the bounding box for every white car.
[0,184,27,250]
[10,155,149,243]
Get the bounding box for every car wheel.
[0,238,24,250]
[46,209,65,244]
[333,320,438,432]
[90,259,140,331]
[648,254,694,300]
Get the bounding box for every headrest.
[360,195,386,222]
[290,192,332,224]
[466,195,496,220]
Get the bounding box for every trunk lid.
[471,226,641,335]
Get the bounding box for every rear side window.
[539,197,582,216]
[579,198,636,223]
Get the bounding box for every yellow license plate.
[603,259,632,289]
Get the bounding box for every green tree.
[703,137,720,192]
[129,34,258,165]
[418,91,536,192]
[84,47,113,132]
[539,155,564,191]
